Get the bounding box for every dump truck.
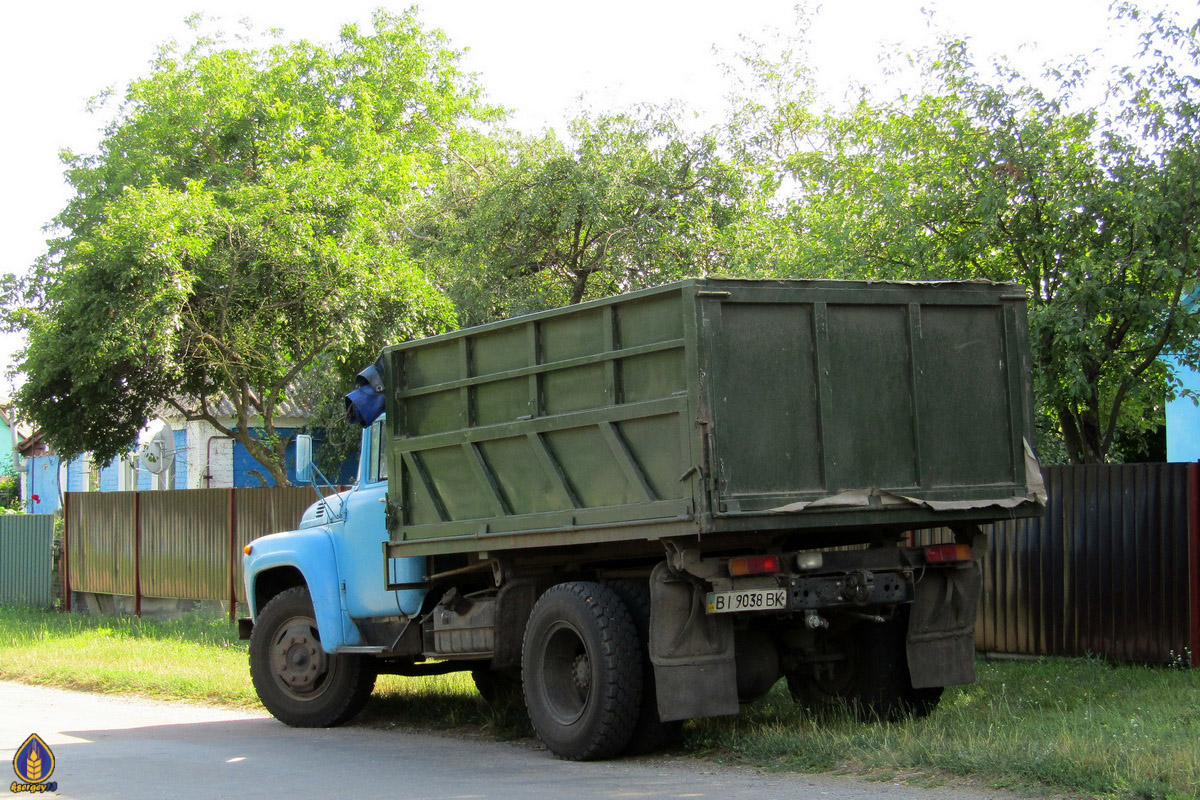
[240,278,1045,760]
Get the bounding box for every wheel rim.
[269,614,338,702]
[538,620,593,726]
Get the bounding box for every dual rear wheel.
[785,610,943,721]
[519,581,644,760]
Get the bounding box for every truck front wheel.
[521,582,642,760]
[249,586,376,727]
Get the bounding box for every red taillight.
[729,554,782,576]
[924,544,972,564]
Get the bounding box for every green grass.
[687,658,1200,799]
[0,604,527,734]
[2,604,1198,799]
[0,604,256,705]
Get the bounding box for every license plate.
[706,588,788,614]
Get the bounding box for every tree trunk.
[569,271,589,305]
[180,399,294,486]
[231,429,292,486]
[1059,407,1105,465]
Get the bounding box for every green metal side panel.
[699,280,1036,519]
[385,285,696,552]
[0,514,54,608]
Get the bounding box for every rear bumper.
[787,570,912,609]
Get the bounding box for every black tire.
[607,579,685,754]
[472,667,523,706]
[249,586,376,727]
[521,582,642,760]
[786,609,943,722]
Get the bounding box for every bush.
[0,473,20,509]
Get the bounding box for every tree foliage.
[9,11,493,481]
[13,3,1195,478]
[731,4,1200,463]
[415,110,747,324]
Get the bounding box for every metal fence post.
[133,491,142,618]
[1189,462,1200,667]
[228,488,238,624]
[62,493,72,613]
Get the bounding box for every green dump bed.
[383,279,1043,557]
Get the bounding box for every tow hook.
[843,569,875,605]
[804,609,829,630]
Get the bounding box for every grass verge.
[687,656,1200,800]
[2,605,1197,799]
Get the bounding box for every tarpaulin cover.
[345,356,385,427]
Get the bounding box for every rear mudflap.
[906,561,982,688]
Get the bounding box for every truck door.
[334,418,403,619]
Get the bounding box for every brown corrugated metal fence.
[0,514,55,607]
[63,468,1200,667]
[65,487,317,618]
[139,490,231,601]
[65,492,136,597]
[919,463,1200,666]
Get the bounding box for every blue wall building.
[23,424,351,512]
[1166,354,1200,462]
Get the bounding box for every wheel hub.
[572,653,591,692]
[271,620,327,694]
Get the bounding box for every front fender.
[242,528,363,652]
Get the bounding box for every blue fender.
[242,528,363,652]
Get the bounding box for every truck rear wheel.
[472,667,523,707]
[785,610,942,721]
[607,579,685,754]
[521,582,642,760]
[249,586,375,727]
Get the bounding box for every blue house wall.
[98,459,119,492]
[65,458,84,492]
[25,455,60,513]
[0,419,14,477]
[173,429,188,489]
[225,427,353,486]
[1166,354,1200,461]
[230,427,300,487]
[25,425,348,505]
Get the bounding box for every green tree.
[733,4,1200,463]
[8,11,494,482]
[417,110,747,323]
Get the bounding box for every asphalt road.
[1,681,1024,800]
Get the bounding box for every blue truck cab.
[241,417,424,654]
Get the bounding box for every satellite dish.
[139,423,176,476]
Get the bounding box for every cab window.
[367,419,388,483]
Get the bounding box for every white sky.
[2,0,1197,393]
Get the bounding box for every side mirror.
[295,435,313,484]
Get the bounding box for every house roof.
[158,393,314,424]
[16,430,47,458]
[0,402,35,440]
